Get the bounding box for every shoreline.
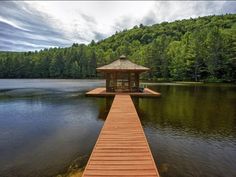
[0,78,235,85]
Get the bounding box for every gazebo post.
[135,73,139,90]
[106,73,110,91]
[114,72,117,91]
[128,72,131,92]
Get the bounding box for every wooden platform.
[82,95,160,177]
[86,87,161,97]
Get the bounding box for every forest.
[0,14,235,82]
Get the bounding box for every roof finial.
[119,55,126,59]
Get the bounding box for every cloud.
[80,13,97,25]
[68,12,107,43]
[221,1,236,13]
[112,1,236,30]
[0,1,235,51]
[143,1,236,25]
[93,31,107,41]
[0,1,71,51]
[141,11,157,26]
[113,17,135,31]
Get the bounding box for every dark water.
[136,84,236,177]
[0,80,235,177]
[0,79,108,177]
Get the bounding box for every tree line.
[0,14,235,82]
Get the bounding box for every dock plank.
[82,95,159,177]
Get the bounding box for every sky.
[0,1,236,51]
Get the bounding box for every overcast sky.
[0,1,235,51]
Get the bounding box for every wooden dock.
[86,87,161,97]
[82,95,160,177]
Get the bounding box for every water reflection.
[134,84,236,177]
[0,80,106,177]
[97,98,114,121]
[0,80,236,177]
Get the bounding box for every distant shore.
[0,78,235,84]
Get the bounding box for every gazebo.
[96,55,149,92]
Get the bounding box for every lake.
[0,79,235,177]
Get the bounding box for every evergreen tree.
[206,27,225,80]
[0,14,235,82]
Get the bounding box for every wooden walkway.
[82,95,159,177]
[86,88,161,97]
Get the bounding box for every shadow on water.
[133,84,236,177]
[96,97,114,121]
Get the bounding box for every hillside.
[0,14,236,82]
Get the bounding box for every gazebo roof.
[97,55,149,72]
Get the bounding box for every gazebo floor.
[86,87,161,97]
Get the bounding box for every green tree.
[206,27,225,80]
[167,41,188,80]
[70,61,80,78]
